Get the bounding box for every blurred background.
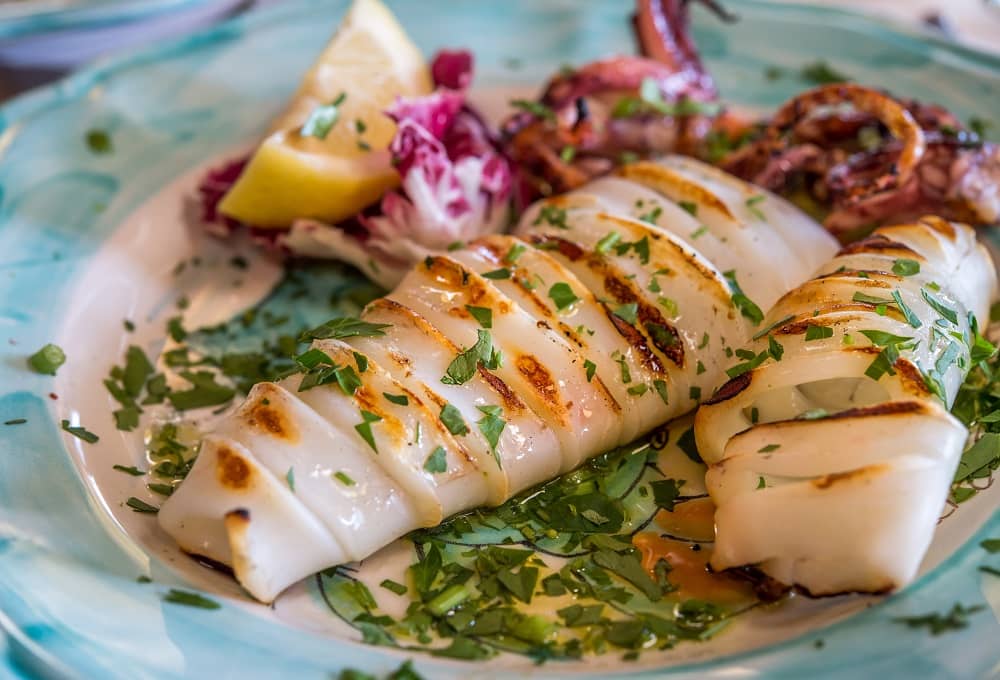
[0,0,997,103]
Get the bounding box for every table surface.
[0,0,997,104]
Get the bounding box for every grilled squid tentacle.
[695,216,997,596]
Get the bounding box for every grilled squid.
[695,216,997,596]
[159,156,836,602]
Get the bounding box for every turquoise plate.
[1,1,999,677]
[0,0,221,40]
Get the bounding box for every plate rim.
[0,0,998,677]
[0,0,225,41]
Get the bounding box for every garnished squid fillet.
[695,216,997,596]
[160,161,834,603]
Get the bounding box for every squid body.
[159,155,838,602]
[696,216,996,595]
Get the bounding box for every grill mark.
[477,368,529,414]
[704,372,752,405]
[894,358,932,396]
[352,383,406,446]
[821,400,927,420]
[215,444,252,490]
[514,353,568,426]
[814,268,901,282]
[593,212,729,303]
[836,234,919,257]
[597,260,684,367]
[774,312,869,335]
[431,253,626,419]
[527,234,667,373]
[356,346,481,468]
[242,385,298,442]
[915,215,956,239]
[812,464,887,490]
[615,161,738,222]
[473,238,593,353]
[528,234,586,260]
[367,298,462,354]
[363,297,532,464]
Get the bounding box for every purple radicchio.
[285,49,514,288]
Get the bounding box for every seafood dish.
[20,0,1000,669]
[160,156,839,602]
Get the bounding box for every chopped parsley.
[595,232,621,254]
[301,92,347,139]
[752,315,794,340]
[439,403,468,436]
[62,419,98,443]
[533,205,569,230]
[921,288,959,325]
[383,392,409,406]
[892,259,921,276]
[611,302,639,325]
[85,129,113,154]
[637,205,662,225]
[481,268,511,280]
[893,290,923,328]
[441,330,499,385]
[504,243,527,264]
[295,349,362,395]
[353,351,368,373]
[894,603,984,635]
[334,471,355,486]
[548,282,580,311]
[804,325,833,341]
[510,99,556,122]
[125,496,158,513]
[465,305,493,329]
[744,195,766,220]
[800,60,851,84]
[584,359,597,382]
[27,343,66,375]
[113,464,145,476]
[300,317,390,342]
[653,379,669,405]
[723,271,763,325]
[476,405,505,467]
[163,588,221,610]
[354,410,382,452]
[380,579,409,596]
[649,478,683,512]
[423,446,448,474]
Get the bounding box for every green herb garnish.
[28,343,66,375]
[163,588,221,610]
[62,419,98,443]
[354,410,382,453]
[548,282,579,311]
[301,92,347,139]
[439,403,468,436]
[423,446,447,474]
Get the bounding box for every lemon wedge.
[218,0,432,228]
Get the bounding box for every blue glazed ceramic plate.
[0,0,220,39]
[1,1,999,677]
